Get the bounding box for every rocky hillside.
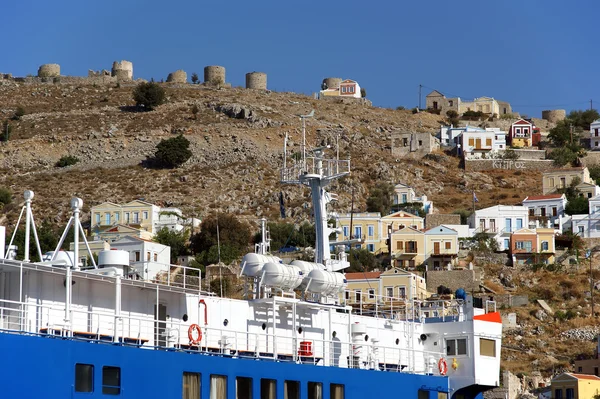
[1,80,600,384]
[0,81,541,225]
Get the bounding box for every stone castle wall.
[204,66,226,85]
[542,109,566,123]
[465,159,555,172]
[38,64,60,77]
[245,72,267,90]
[167,70,187,83]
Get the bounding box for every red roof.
[345,272,381,280]
[524,194,563,201]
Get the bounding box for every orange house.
[510,228,555,265]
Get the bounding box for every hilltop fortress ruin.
[0,61,269,91]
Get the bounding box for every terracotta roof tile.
[345,272,381,280]
[524,194,563,201]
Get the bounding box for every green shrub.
[12,106,25,121]
[132,82,165,111]
[0,187,12,205]
[153,134,192,168]
[191,73,199,84]
[55,155,80,167]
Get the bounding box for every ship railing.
[281,158,350,184]
[0,298,445,375]
[341,291,465,322]
[126,261,204,292]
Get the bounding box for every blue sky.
[2,0,598,117]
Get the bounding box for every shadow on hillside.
[120,105,147,113]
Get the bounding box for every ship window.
[236,377,252,399]
[446,338,467,356]
[183,372,201,399]
[285,380,300,399]
[102,366,121,395]
[308,382,322,399]
[261,379,276,399]
[75,363,94,393]
[210,375,227,399]
[330,384,344,399]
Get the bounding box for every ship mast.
[281,113,350,271]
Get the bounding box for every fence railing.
[0,298,444,375]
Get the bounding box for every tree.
[347,248,378,272]
[0,187,11,206]
[190,212,251,262]
[55,155,80,167]
[366,183,395,215]
[453,209,472,225]
[1,120,12,142]
[360,88,367,98]
[547,146,578,167]
[191,104,200,120]
[209,277,232,297]
[446,110,460,126]
[568,109,600,130]
[548,120,577,147]
[589,164,600,184]
[154,227,189,262]
[10,221,59,261]
[153,134,192,168]
[12,106,25,121]
[565,196,589,215]
[191,72,199,84]
[132,82,165,111]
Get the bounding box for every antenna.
[6,190,43,262]
[52,197,97,270]
[299,110,315,170]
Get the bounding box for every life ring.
[188,324,202,345]
[438,358,448,376]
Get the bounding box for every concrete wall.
[426,269,481,293]
[465,159,555,172]
[511,149,546,160]
[425,214,461,229]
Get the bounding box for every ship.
[0,129,502,399]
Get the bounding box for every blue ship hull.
[0,332,478,399]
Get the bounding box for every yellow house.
[91,200,161,235]
[382,210,424,231]
[93,224,153,243]
[343,267,428,305]
[551,372,600,399]
[542,167,592,194]
[424,225,459,270]
[335,211,425,255]
[390,225,425,269]
[336,212,386,254]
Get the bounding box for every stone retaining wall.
[511,149,546,160]
[426,269,482,293]
[465,159,555,172]
[425,214,461,229]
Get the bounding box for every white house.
[461,128,506,160]
[110,236,171,281]
[571,195,600,238]
[319,79,362,99]
[522,194,569,233]
[468,205,529,251]
[438,125,469,148]
[590,120,600,150]
[486,127,507,151]
[156,207,201,233]
[393,183,433,214]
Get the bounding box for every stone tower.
[245,72,267,90]
[111,60,133,81]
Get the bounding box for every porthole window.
[298,327,303,334]
[261,323,266,331]
[332,331,337,338]
[223,319,228,326]
[395,338,400,345]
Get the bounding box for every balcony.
[473,226,502,236]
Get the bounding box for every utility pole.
[591,254,595,318]
[591,99,594,111]
[418,84,422,110]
